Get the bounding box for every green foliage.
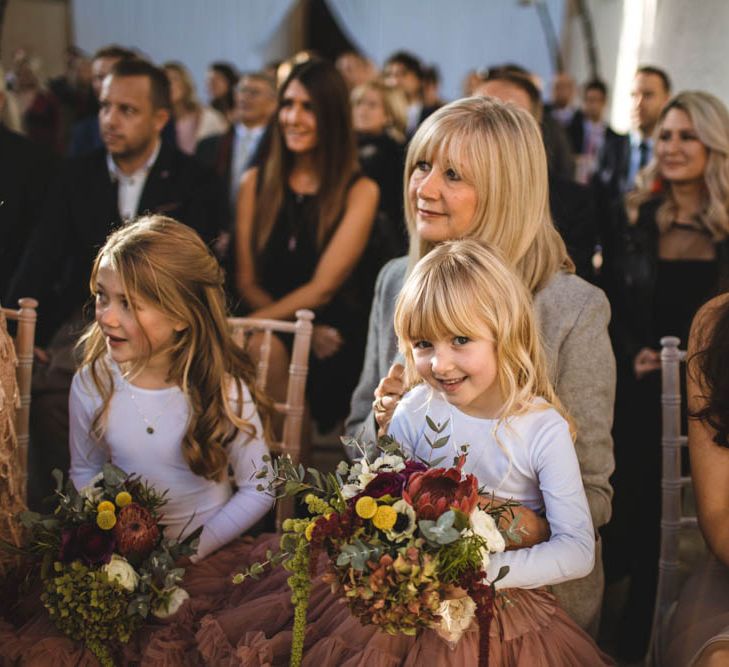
[42,561,141,666]
[418,511,462,545]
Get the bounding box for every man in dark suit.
[6,58,224,508]
[196,71,276,222]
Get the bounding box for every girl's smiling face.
[411,333,503,418]
[94,257,184,377]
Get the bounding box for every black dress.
[603,195,725,660]
[258,181,370,431]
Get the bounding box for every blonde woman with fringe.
[346,96,615,633]
[371,239,611,665]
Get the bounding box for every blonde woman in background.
[352,80,410,272]
[163,61,228,155]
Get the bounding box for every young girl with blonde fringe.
[0,216,279,665]
[382,239,613,665]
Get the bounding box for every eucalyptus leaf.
[102,463,126,487]
[493,565,510,585]
[431,436,450,449]
[51,469,65,492]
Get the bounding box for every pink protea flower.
[403,459,479,520]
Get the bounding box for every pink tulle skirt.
[0,534,614,666]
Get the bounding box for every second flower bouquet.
[237,420,515,667]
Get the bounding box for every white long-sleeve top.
[388,384,595,590]
[69,361,273,560]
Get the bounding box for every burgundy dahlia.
[362,471,406,499]
[112,503,160,559]
[59,523,116,565]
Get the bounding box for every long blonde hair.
[78,216,271,481]
[404,96,573,292]
[351,79,408,143]
[394,239,572,431]
[628,91,729,239]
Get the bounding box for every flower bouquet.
[10,464,200,666]
[238,419,514,667]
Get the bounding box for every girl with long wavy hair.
[0,215,278,664]
[235,57,379,431]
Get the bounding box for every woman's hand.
[311,325,343,360]
[486,497,551,550]
[373,363,405,436]
[634,347,661,379]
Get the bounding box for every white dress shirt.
[106,141,161,221]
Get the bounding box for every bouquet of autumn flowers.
[238,421,513,667]
[11,464,199,667]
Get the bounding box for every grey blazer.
[345,256,616,632]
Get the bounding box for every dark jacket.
[0,126,54,298]
[5,142,225,344]
[611,196,729,361]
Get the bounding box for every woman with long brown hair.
[236,58,379,431]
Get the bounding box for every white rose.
[434,595,477,645]
[102,554,139,592]
[79,473,105,505]
[152,587,190,619]
[341,483,362,499]
[370,454,405,472]
[470,507,506,554]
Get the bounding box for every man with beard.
[5,58,224,509]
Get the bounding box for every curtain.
[71,0,296,96]
[324,0,565,102]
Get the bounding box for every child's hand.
[373,363,405,436]
[487,497,551,550]
[634,347,661,379]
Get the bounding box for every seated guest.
[206,61,238,120]
[0,74,53,297]
[383,51,439,136]
[67,45,136,157]
[573,79,627,187]
[475,71,598,280]
[196,71,276,222]
[236,58,378,432]
[335,50,376,91]
[351,79,408,262]
[196,71,277,304]
[163,61,228,155]
[547,72,583,149]
[5,58,225,510]
[11,54,61,154]
[606,90,729,661]
[664,293,729,667]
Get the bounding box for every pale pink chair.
[228,309,314,527]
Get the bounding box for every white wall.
[71,0,297,99]
[327,0,567,102]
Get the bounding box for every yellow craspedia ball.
[355,496,378,520]
[372,505,397,531]
[115,491,132,507]
[305,521,316,542]
[97,510,117,530]
[97,501,115,514]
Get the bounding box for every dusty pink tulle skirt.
[0,534,614,666]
